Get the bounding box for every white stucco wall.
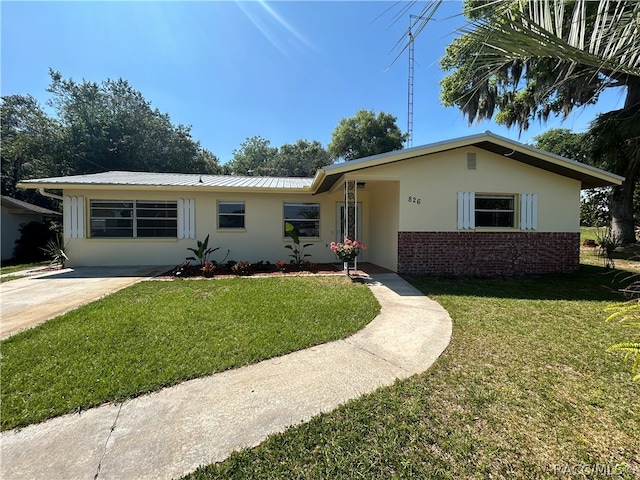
[348,146,581,233]
[366,181,399,272]
[62,188,357,267]
[57,146,583,267]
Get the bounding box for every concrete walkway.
[0,266,169,339]
[0,273,452,480]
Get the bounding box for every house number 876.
[408,196,421,205]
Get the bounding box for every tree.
[532,129,610,227]
[407,0,639,242]
[47,70,221,176]
[227,137,331,177]
[270,140,332,177]
[531,129,590,163]
[328,109,407,161]
[1,95,60,207]
[227,136,278,176]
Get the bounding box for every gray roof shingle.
[1,196,61,215]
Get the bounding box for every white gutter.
[38,188,63,201]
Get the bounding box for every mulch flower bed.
[159,262,346,280]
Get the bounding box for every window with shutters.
[458,192,536,230]
[475,195,515,228]
[90,200,177,238]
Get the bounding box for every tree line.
[1,70,406,209]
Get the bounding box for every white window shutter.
[178,199,195,239]
[520,193,538,230]
[64,196,71,238]
[457,192,475,230]
[64,195,85,238]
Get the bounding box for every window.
[218,201,245,229]
[90,200,177,238]
[136,201,178,237]
[475,195,515,228]
[284,203,320,237]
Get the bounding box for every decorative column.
[344,179,358,273]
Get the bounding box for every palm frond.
[462,0,640,80]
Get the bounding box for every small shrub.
[13,221,58,262]
[201,261,216,278]
[594,227,621,269]
[275,259,287,272]
[172,262,192,278]
[252,260,272,273]
[40,237,68,268]
[231,261,251,276]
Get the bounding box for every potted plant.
[330,237,366,277]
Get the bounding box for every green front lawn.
[1,276,380,431]
[186,266,639,479]
[0,261,48,275]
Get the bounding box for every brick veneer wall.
[397,231,580,277]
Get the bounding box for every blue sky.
[1,1,627,164]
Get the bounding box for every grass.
[580,226,600,243]
[0,275,27,283]
[0,261,48,275]
[185,266,639,480]
[580,226,640,273]
[0,276,380,431]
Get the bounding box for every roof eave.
[17,181,314,194]
[315,131,624,191]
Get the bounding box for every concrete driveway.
[0,266,169,339]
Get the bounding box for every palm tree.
[403,0,640,242]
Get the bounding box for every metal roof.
[19,171,314,190]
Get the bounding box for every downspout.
[38,188,64,201]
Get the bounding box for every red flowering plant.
[330,237,366,262]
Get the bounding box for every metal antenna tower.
[407,26,415,148]
[407,15,425,149]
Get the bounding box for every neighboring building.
[18,132,623,276]
[1,196,61,261]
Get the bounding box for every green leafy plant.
[604,262,640,381]
[594,227,621,269]
[40,237,68,268]
[186,235,229,267]
[606,298,640,381]
[186,235,217,266]
[284,222,313,269]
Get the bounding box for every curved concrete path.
[0,273,452,480]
